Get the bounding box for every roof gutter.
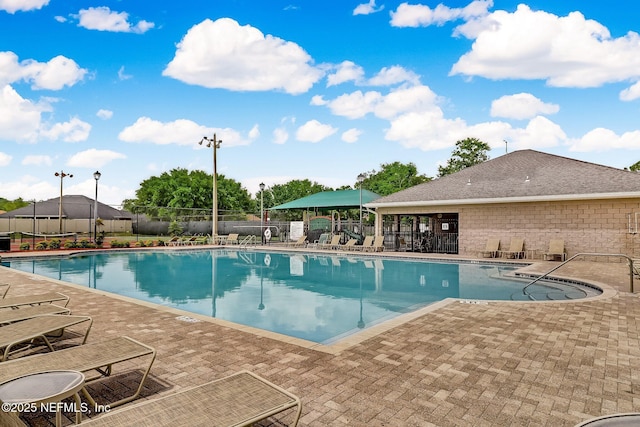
[365,191,640,208]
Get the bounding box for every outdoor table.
[0,370,85,426]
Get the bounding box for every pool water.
[3,249,600,344]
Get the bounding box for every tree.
[437,137,490,177]
[265,179,332,221]
[123,168,253,220]
[359,161,431,196]
[0,197,29,212]
[629,161,640,172]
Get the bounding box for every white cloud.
[0,0,48,14]
[67,148,126,167]
[22,155,51,166]
[367,66,420,86]
[353,0,384,16]
[118,66,132,81]
[0,51,87,90]
[310,95,327,106]
[490,93,559,120]
[119,117,252,147]
[248,124,260,139]
[0,151,11,166]
[620,81,640,101]
[323,90,381,119]
[342,128,362,143]
[41,117,91,142]
[451,5,640,90]
[163,18,324,95]
[0,85,42,142]
[273,127,288,144]
[76,7,154,34]
[327,61,364,87]
[96,109,113,120]
[569,127,640,152]
[295,120,337,143]
[390,0,492,27]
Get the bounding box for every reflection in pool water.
[4,249,600,344]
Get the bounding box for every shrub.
[19,243,30,251]
[110,240,130,248]
[35,241,48,250]
[64,240,78,249]
[48,239,61,249]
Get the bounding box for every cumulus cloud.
[342,128,362,143]
[273,127,288,144]
[0,51,87,90]
[295,120,337,143]
[327,61,365,87]
[390,0,491,27]
[22,155,51,166]
[76,7,154,33]
[0,151,11,166]
[0,85,42,141]
[490,93,559,120]
[67,148,126,167]
[326,62,419,87]
[353,0,384,16]
[0,0,48,14]
[119,117,252,147]
[368,66,420,86]
[450,4,640,93]
[569,128,640,152]
[620,81,640,101]
[41,117,92,142]
[96,109,113,120]
[163,18,324,95]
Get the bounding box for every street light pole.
[199,134,222,237]
[357,173,366,236]
[55,170,73,233]
[93,171,101,242]
[259,182,265,244]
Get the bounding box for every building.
[0,195,132,235]
[366,150,640,258]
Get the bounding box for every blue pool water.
[3,249,600,344]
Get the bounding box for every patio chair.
[309,233,330,248]
[166,236,182,246]
[288,235,307,248]
[0,304,70,326]
[226,233,240,245]
[353,235,374,251]
[479,239,500,258]
[499,238,524,259]
[0,336,156,409]
[365,236,385,252]
[81,370,302,427]
[0,314,92,361]
[397,237,411,251]
[321,234,341,250]
[339,239,357,250]
[543,239,566,261]
[0,292,70,309]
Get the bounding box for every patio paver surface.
[1,248,639,426]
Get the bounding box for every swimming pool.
[3,249,601,344]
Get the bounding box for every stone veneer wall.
[378,198,640,259]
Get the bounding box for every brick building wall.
[376,197,640,258]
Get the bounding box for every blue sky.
[1,0,640,207]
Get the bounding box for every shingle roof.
[367,150,640,207]
[0,195,131,220]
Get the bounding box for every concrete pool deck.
[1,247,639,426]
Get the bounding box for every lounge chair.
[166,236,182,246]
[81,370,301,427]
[499,238,524,259]
[543,239,566,261]
[0,336,156,409]
[226,233,240,245]
[0,304,70,326]
[309,233,330,248]
[321,235,341,250]
[0,314,92,361]
[479,239,500,258]
[365,236,385,252]
[0,292,70,309]
[288,235,307,248]
[339,239,357,250]
[353,236,374,251]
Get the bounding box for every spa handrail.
[522,253,635,294]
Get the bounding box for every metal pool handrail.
[522,253,635,295]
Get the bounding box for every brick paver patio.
[1,248,639,426]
